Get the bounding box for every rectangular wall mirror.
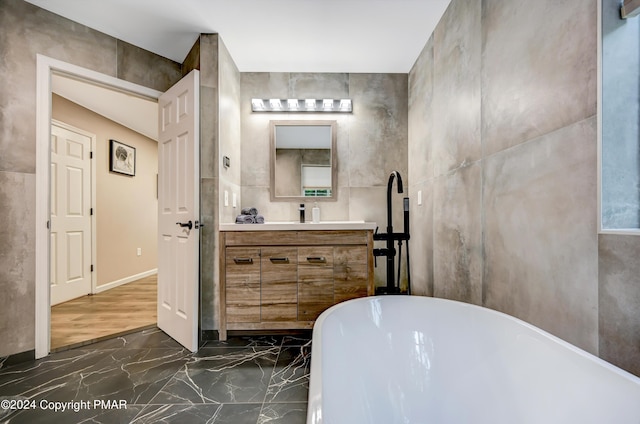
[270,120,337,201]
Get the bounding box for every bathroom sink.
[266,220,365,225]
[220,220,375,231]
[312,220,365,224]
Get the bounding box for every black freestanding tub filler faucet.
[373,171,411,295]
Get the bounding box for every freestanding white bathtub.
[307,296,640,424]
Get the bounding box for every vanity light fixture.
[251,98,265,111]
[251,98,352,113]
[269,99,283,110]
[339,99,352,111]
[287,99,299,110]
[305,99,316,111]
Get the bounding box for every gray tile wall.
[409,0,601,354]
[410,0,640,376]
[196,33,242,333]
[0,0,182,357]
[599,234,640,376]
[483,118,598,351]
[240,73,408,287]
[0,172,36,356]
[408,37,435,297]
[197,34,219,334]
[481,0,597,156]
[219,40,242,226]
[216,37,241,330]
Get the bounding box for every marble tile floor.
[0,328,311,424]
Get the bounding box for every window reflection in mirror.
[270,121,337,201]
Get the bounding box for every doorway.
[35,56,164,358]
[36,55,201,359]
[49,86,159,350]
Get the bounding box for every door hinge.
[90,151,93,159]
[91,264,94,272]
[90,208,93,215]
[46,220,50,229]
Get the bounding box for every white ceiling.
[52,74,159,140]
[41,0,451,140]
[26,0,451,73]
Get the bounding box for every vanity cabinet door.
[334,245,368,303]
[261,247,298,321]
[225,247,261,323]
[298,246,334,321]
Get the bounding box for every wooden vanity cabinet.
[219,230,374,340]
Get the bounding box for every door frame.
[35,55,163,358]
[50,119,97,301]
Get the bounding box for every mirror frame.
[270,120,338,202]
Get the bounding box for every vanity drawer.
[225,248,260,323]
[261,247,298,321]
[298,247,334,321]
[298,246,334,268]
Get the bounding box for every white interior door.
[157,69,200,352]
[50,123,93,305]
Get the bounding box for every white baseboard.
[94,269,157,294]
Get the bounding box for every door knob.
[176,220,193,230]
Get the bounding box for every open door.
[157,69,200,352]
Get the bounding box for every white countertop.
[219,220,377,231]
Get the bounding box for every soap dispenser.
[299,203,305,223]
[312,202,320,223]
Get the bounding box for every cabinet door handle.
[306,256,326,264]
[233,257,254,265]
[269,257,290,264]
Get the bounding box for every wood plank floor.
[50,275,157,351]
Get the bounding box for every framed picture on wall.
[109,139,136,176]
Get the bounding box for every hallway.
[51,275,157,351]
[0,328,311,423]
